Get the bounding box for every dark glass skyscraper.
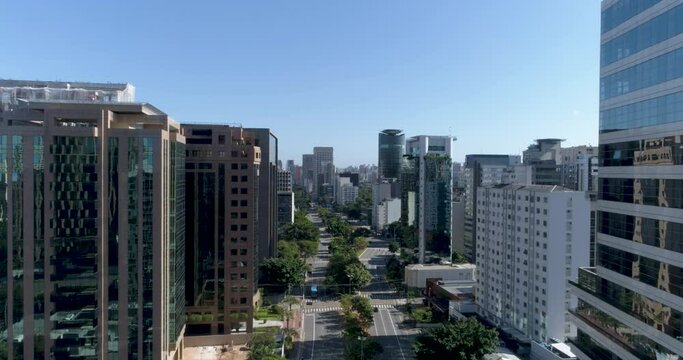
[569,1,683,359]
[378,129,405,180]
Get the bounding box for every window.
[240,188,248,194]
[218,135,226,144]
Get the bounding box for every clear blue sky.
[1,1,600,167]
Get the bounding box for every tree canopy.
[325,251,372,293]
[248,332,282,360]
[413,317,499,360]
[260,255,307,292]
[280,211,320,243]
[340,295,382,360]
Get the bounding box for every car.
[306,300,313,305]
[373,307,378,312]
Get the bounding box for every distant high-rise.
[378,129,405,180]
[313,146,334,199]
[569,2,683,359]
[462,154,521,261]
[405,135,453,263]
[302,154,315,193]
[0,97,185,359]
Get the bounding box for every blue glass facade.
[600,46,683,100]
[601,0,661,34]
[602,3,683,66]
[575,1,683,359]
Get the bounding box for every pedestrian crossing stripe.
[303,304,395,313]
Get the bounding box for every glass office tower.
[0,100,186,360]
[569,1,683,359]
[378,129,405,180]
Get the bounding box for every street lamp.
[358,336,366,360]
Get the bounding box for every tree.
[351,236,369,253]
[340,294,374,330]
[248,332,280,360]
[339,294,383,360]
[345,262,372,293]
[413,317,499,360]
[451,252,468,264]
[327,218,352,238]
[293,187,311,210]
[280,221,319,243]
[296,240,319,259]
[325,252,372,293]
[388,241,399,253]
[411,307,433,323]
[260,256,306,292]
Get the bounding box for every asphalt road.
[297,210,418,360]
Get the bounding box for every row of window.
[577,274,683,341]
[600,177,683,209]
[187,162,251,170]
[600,46,683,100]
[602,3,683,66]
[598,243,683,297]
[602,0,661,34]
[599,210,683,254]
[600,88,683,132]
[575,300,672,360]
[599,135,683,166]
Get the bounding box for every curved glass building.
[378,129,405,180]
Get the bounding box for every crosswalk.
[303,303,395,313]
[306,293,400,303]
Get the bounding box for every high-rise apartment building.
[0,96,186,359]
[183,125,260,336]
[569,1,683,359]
[277,169,295,226]
[462,154,521,261]
[244,128,279,263]
[277,169,293,192]
[476,185,589,343]
[378,129,405,180]
[405,135,453,263]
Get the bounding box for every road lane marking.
[311,313,316,360]
[385,309,406,360]
[377,305,389,336]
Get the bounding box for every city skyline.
[0,1,600,167]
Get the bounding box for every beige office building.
[0,96,186,359]
[182,124,260,336]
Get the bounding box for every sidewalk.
[289,309,304,360]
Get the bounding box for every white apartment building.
[374,198,401,232]
[475,184,590,343]
[335,176,358,205]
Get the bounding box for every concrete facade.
[404,263,475,289]
[183,125,261,337]
[475,184,590,343]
